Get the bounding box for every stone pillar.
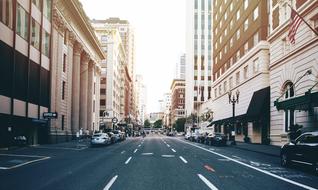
[71,42,83,132]
[79,52,90,131]
[87,60,95,132]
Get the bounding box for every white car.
[91,133,111,146]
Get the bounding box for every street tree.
[144,119,151,128]
[175,118,186,132]
[153,119,163,128]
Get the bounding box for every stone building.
[49,0,105,142]
[170,79,186,125]
[268,0,318,146]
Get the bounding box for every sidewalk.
[232,142,281,157]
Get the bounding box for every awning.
[246,87,270,121]
[274,91,318,111]
[208,114,246,126]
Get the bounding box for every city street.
[0,134,317,190]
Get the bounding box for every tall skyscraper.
[185,0,213,116]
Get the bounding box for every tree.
[144,119,151,128]
[175,118,186,132]
[153,119,163,128]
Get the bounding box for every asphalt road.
[0,134,317,190]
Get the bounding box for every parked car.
[91,133,110,146]
[112,130,122,142]
[107,132,116,144]
[207,133,227,146]
[280,131,318,174]
[13,136,27,146]
[185,133,191,140]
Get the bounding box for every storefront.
[0,113,49,148]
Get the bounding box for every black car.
[207,133,227,146]
[280,131,318,174]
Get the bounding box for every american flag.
[288,8,303,44]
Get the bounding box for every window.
[244,65,248,79]
[230,19,233,29]
[31,19,40,49]
[253,6,259,20]
[62,81,65,100]
[229,77,233,89]
[214,88,217,98]
[283,82,295,132]
[253,58,259,73]
[230,2,233,12]
[236,72,240,85]
[61,115,64,130]
[100,99,106,106]
[244,0,248,10]
[94,82,96,95]
[63,54,66,72]
[244,42,248,54]
[43,0,52,20]
[32,0,42,10]
[93,100,95,112]
[230,37,233,47]
[42,30,50,57]
[16,5,29,40]
[251,33,258,47]
[224,11,227,20]
[224,81,227,92]
[201,0,205,10]
[244,19,248,31]
[236,50,240,60]
[236,9,240,20]
[0,0,13,28]
[219,85,222,95]
[101,78,106,84]
[225,28,227,36]
[236,29,240,40]
[195,0,198,9]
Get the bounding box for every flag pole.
[288,4,318,37]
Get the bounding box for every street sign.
[43,112,58,119]
[112,117,118,123]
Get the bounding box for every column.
[87,60,95,132]
[71,42,83,132]
[79,52,90,131]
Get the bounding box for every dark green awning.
[274,91,318,111]
[208,114,246,126]
[246,87,270,121]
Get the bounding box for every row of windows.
[215,6,259,53]
[195,0,211,11]
[1,1,51,56]
[214,58,260,98]
[215,31,260,78]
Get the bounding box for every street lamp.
[228,90,240,145]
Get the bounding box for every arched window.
[283,82,295,132]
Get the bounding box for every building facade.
[0,0,52,147]
[268,0,318,146]
[170,79,186,125]
[185,0,213,116]
[91,27,125,128]
[91,18,137,127]
[135,74,147,125]
[50,0,105,142]
[208,0,270,144]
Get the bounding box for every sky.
[80,0,186,113]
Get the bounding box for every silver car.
[91,133,111,146]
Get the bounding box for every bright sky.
[79,0,186,113]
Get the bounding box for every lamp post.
[228,90,240,145]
